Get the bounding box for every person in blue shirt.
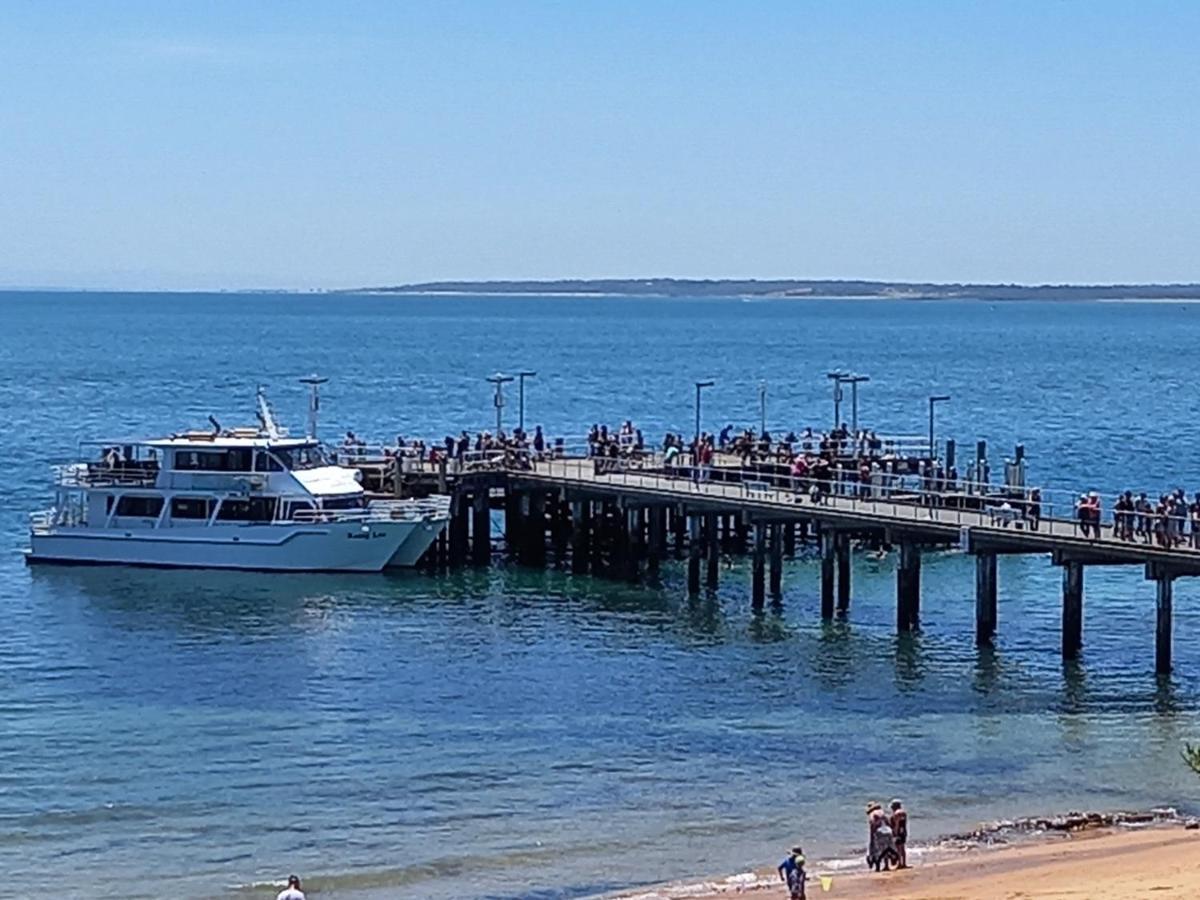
[777,845,807,899]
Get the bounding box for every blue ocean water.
[2,292,1200,899]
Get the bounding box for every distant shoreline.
[347,278,1200,302]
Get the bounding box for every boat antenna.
[256,385,283,440]
[299,374,329,439]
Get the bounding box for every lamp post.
[840,373,870,433]
[928,394,951,460]
[486,373,514,435]
[517,370,537,433]
[298,374,328,439]
[758,380,767,436]
[694,380,715,463]
[826,371,847,428]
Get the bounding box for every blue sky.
[1,1,1197,289]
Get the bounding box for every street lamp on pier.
[758,380,767,436]
[928,395,951,461]
[517,370,537,433]
[486,373,514,435]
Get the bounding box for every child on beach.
[777,845,807,899]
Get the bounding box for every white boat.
[26,384,450,572]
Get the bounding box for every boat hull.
[27,520,421,573]
[385,518,445,567]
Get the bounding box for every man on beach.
[890,799,909,869]
[276,874,306,900]
[777,845,807,899]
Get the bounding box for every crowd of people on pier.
[345,416,1200,554]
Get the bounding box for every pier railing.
[514,455,1200,556]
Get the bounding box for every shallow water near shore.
[4,292,1200,899]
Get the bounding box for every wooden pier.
[375,453,1200,676]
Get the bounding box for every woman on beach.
[867,802,899,872]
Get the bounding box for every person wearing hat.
[276,874,305,900]
[777,844,807,899]
[890,799,909,869]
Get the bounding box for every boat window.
[170,497,212,520]
[321,496,366,511]
[115,495,164,517]
[216,497,278,522]
[273,444,329,471]
[255,451,284,472]
[173,449,254,472]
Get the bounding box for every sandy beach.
[651,825,1200,900]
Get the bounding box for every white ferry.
[27,385,449,572]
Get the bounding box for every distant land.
[349,278,1200,300]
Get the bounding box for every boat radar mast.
[299,374,329,439]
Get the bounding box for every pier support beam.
[836,534,851,614]
[1156,575,1174,675]
[705,512,720,589]
[820,531,836,619]
[448,494,470,566]
[570,500,590,574]
[526,492,546,566]
[768,522,783,598]
[974,552,998,646]
[472,492,491,565]
[687,515,702,595]
[751,523,767,610]
[646,506,664,576]
[784,522,797,558]
[1061,560,1083,660]
[897,541,921,632]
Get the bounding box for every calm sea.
[2,292,1200,899]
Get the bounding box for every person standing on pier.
[1136,492,1153,542]
[1191,493,1200,549]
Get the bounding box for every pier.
[353,442,1200,676]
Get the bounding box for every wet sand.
[668,825,1200,899]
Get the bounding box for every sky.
[1,1,1198,290]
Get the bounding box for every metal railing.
[54,464,158,488]
[512,456,1200,558]
[291,497,451,525]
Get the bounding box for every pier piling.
[768,522,783,597]
[687,515,702,595]
[705,512,720,589]
[751,523,767,609]
[1061,560,1084,660]
[1156,574,1174,675]
[570,500,589,574]
[820,531,836,619]
[472,492,491,565]
[897,541,921,632]
[974,552,998,646]
[835,534,851,614]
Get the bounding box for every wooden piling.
[751,522,766,609]
[1156,575,1173,675]
[974,552,998,646]
[570,500,589,574]
[472,491,491,565]
[1061,560,1083,660]
[687,515,702,595]
[769,522,783,597]
[448,493,469,566]
[784,521,796,557]
[836,533,851,614]
[897,541,921,632]
[647,505,664,576]
[673,505,687,556]
[705,511,719,589]
[820,531,836,619]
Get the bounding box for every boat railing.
[291,497,451,525]
[54,463,158,488]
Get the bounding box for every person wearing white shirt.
[276,874,306,900]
